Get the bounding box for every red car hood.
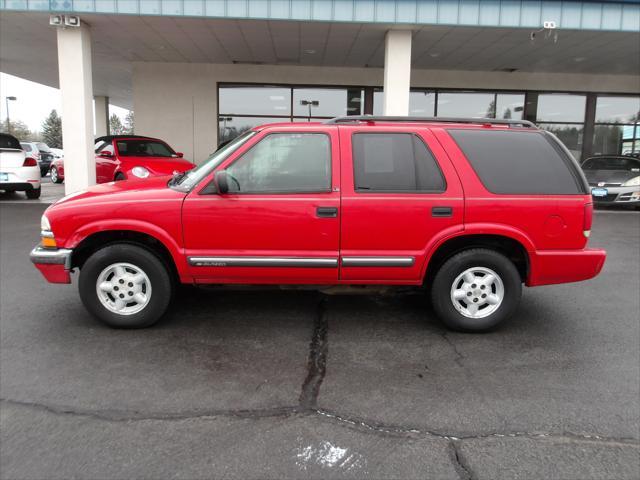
[124,156,195,175]
[53,175,182,206]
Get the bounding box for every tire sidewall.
[432,249,522,332]
[79,244,172,328]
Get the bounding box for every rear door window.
[448,129,585,194]
[352,133,446,192]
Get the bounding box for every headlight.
[622,176,640,187]
[131,166,150,179]
[40,214,51,232]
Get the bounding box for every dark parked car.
[581,155,640,208]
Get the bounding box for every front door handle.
[432,206,453,217]
[316,207,338,218]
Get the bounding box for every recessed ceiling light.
[429,52,440,58]
[573,56,586,62]
[303,49,316,55]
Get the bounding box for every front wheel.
[79,244,173,328]
[50,166,63,183]
[431,249,522,332]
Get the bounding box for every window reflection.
[293,88,363,117]
[595,96,640,124]
[536,94,586,123]
[218,117,291,144]
[538,123,584,161]
[219,87,291,116]
[593,124,639,156]
[495,94,524,120]
[437,92,495,118]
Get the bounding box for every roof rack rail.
[324,115,536,128]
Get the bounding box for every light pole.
[5,96,16,135]
[300,100,319,122]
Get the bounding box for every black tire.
[40,167,48,177]
[50,166,63,184]
[25,187,41,199]
[431,248,522,332]
[114,173,126,181]
[78,244,173,328]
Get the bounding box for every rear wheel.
[79,244,172,328]
[50,166,63,183]
[26,187,41,199]
[431,249,522,332]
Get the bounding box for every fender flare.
[66,219,186,272]
[419,223,535,279]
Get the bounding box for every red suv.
[49,135,195,184]
[31,117,605,332]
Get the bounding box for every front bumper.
[590,185,640,205]
[30,246,73,284]
[527,248,606,287]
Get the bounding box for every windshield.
[173,130,257,191]
[582,157,640,171]
[36,142,51,152]
[116,140,176,157]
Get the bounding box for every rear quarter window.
[448,129,586,195]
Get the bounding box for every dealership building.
[1,0,639,193]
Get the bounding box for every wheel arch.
[424,233,530,286]
[70,229,184,283]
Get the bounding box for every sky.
[0,72,130,133]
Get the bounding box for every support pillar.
[383,30,412,116]
[94,95,109,137]
[56,21,96,194]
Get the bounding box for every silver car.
[582,155,640,209]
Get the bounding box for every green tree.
[0,120,33,141]
[41,110,63,148]
[124,110,134,134]
[109,114,125,135]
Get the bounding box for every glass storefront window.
[538,123,584,161]
[595,96,640,124]
[372,90,436,116]
[293,88,363,117]
[592,124,639,156]
[218,116,290,144]
[437,92,495,118]
[495,94,525,120]
[536,94,586,123]
[219,86,291,116]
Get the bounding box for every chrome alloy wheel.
[50,167,57,183]
[450,267,504,319]
[96,262,152,315]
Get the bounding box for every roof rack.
[324,115,536,128]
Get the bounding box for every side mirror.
[214,170,229,194]
[100,150,113,158]
[176,152,184,158]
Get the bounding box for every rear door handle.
[316,207,338,218]
[432,206,453,217]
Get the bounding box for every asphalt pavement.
[0,203,638,479]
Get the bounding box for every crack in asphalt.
[298,296,328,410]
[449,440,475,480]
[3,294,639,480]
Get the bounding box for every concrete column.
[383,30,412,116]
[56,22,96,194]
[94,95,109,137]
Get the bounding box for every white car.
[50,148,64,159]
[1,133,41,199]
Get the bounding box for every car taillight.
[23,157,38,167]
[583,203,593,238]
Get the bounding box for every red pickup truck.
[31,117,606,332]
